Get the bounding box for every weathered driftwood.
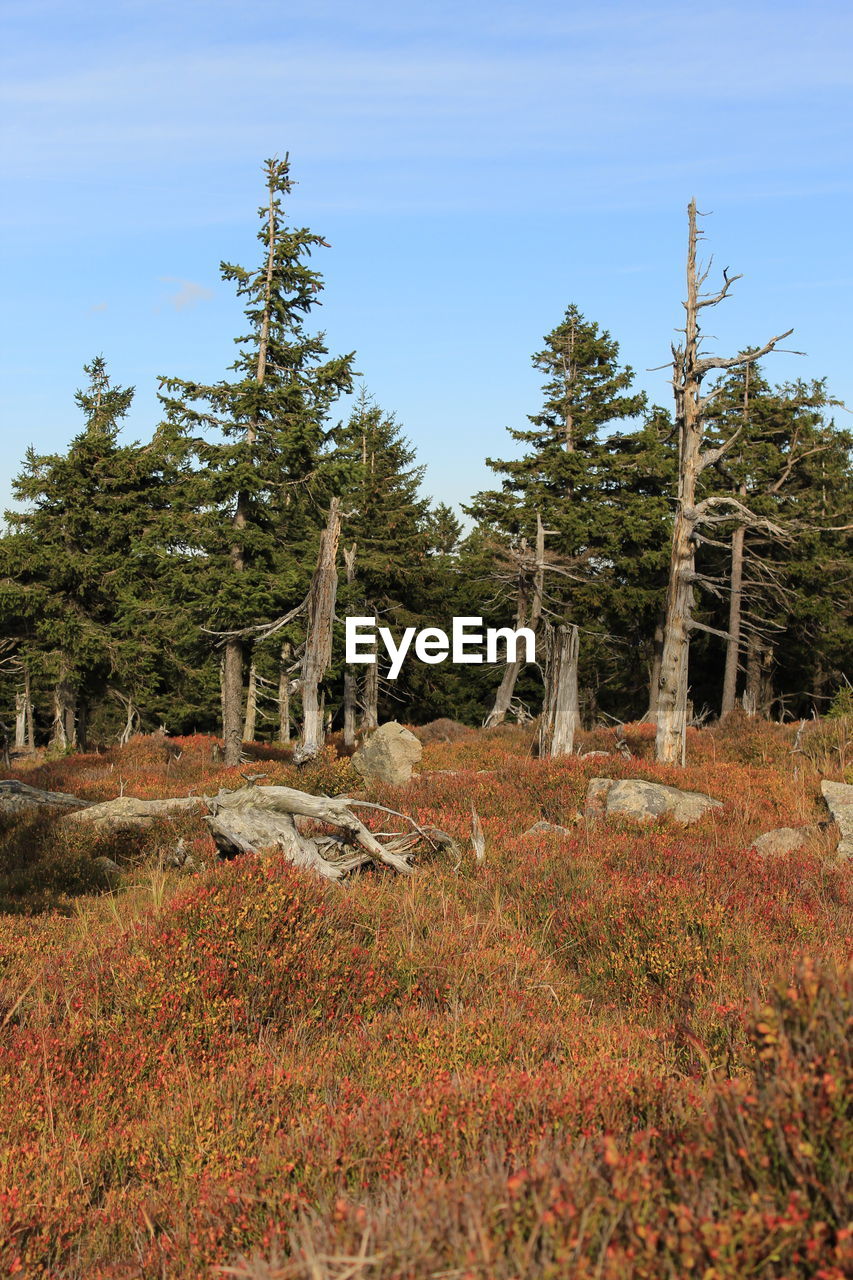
[53,781,451,878]
[0,779,93,814]
[66,795,201,830]
[205,784,444,875]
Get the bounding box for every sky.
[1,0,851,517]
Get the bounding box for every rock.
[585,777,722,825]
[821,780,853,859]
[581,751,611,759]
[522,820,573,837]
[0,779,92,813]
[351,722,422,787]
[65,795,201,832]
[93,856,122,885]
[751,826,810,857]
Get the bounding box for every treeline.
[1,160,850,755]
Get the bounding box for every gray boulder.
[93,856,122,886]
[522,820,574,838]
[585,777,722,825]
[821,780,853,859]
[351,721,422,787]
[751,826,810,858]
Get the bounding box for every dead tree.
[484,514,547,728]
[342,543,358,750]
[63,781,457,881]
[51,668,77,751]
[294,499,341,764]
[243,662,258,743]
[278,641,292,744]
[538,623,580,758]
[361,616,379,734]
[655,200,792,765]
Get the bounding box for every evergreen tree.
[698,366,853,716]
[466,305,669,721]
[0,357,174,745]
[159,156,356,763]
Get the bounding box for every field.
[0,716,850,1279]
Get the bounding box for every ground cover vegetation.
[0,716,850,1277]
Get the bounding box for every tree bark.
[25,667,34,752]
[646,616,665,723]
[538,623,580,758]
[721,519,746,716]
[278,642,292,745]
[342,543,358,750]
[484,513,546,728]
[294,499,341,764]
[14,672,33,753]
[362,625,379,735]
[222,638,245,765]
[243,661,258,743]
[742,635,773,717]
[51,669,76,751]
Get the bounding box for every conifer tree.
[0,357,163,745]
[466,305,659,721]
[159,156,356,764]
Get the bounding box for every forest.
[0,159,850,763]
[1,157,852,1280]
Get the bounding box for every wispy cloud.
[159,277,214,311]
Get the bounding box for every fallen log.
[54,782,450,878]
[0,779,93,813]
[66,795,200,831]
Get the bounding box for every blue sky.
[2,0,851,515]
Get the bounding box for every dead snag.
[656,200,792,765]
[538,623,580,758]
[294,499,341,764]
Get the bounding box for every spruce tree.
[466,305,661,721]
[0,357,175,745]
[159,156,356,764]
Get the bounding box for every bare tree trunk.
[654,201,790,765]
[118,697,138,746]
[743,634,760,716]
[538,623,580,758]
[721,519,746,717]
[295,499,341,764]
[485,659,524,729]
[646,616,665,722]
[25,667,34,752]
[278,642,291,745]
[243,662,258,743]
[51,668,76,751]
[484,513,546,728]
[77,699,88,752]
[14,667,33,753]
[222,638,245,765]
[14,691,27,752]
[362,627,379,735]
[342,544,358,750]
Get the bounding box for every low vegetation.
[0,716,850,1278]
